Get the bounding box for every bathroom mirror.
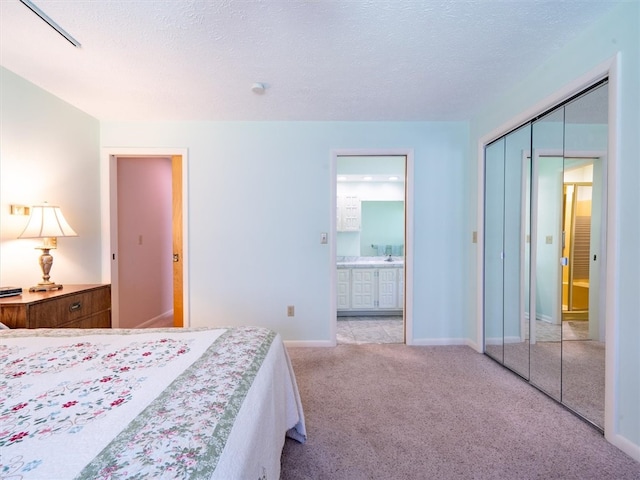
[360,201,404,257]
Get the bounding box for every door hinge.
[173,254,180,262]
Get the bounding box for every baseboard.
[136,310,173,329]
[607,432,640,463]
[465,338,482,352]
[504,335,525,344]
[536,313,554,323]
[284,340,335,348]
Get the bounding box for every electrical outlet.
[287,305,295,317]
[472,231,477,243]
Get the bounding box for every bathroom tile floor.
[337,316,404,344]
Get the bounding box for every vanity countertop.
[337,257,404,268]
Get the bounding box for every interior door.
[530,107,565,401]
[502,124,531,379]
[483,139,505,363]
[483,80,608,430]
[172,155,183,327]
[560,83,608,428]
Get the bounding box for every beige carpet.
[281,344,640,480]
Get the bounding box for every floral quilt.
[0,326,306,480]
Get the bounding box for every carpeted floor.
[281,344,640,480]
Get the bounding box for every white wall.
[0,67,102,288]
[101,121,470,344]
[468,1,640,459]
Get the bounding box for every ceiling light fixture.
[389,176,399,181]
[251,83,266,94]
[363,176,373,181]
[19,0,81,48]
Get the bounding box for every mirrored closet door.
[483,80,608,430]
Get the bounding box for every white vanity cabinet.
[337,195,361,232]
[377,268,398,309]
[337,269,351,310]
[337,264,403,312]
[351,268,376,309]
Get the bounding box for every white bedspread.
[0,326,306,479]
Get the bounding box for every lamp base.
[29,283,63,292]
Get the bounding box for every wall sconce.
[10,205,31,216]
[18,202,78,292]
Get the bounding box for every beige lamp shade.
[18,203,78,239]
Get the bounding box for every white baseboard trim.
[536,313,554,323]
[465,338,482,352]
[608,433,640,463]
[504,335,525,344]
[409,337,470,346]
[284,340,335,348]
[137,310,173,329]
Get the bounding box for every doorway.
[562,169,594,321]
[333,153,409,345]
[103,149,187,329]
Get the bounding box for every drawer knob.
[69,302,82,312]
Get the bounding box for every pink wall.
[117,157,173,328]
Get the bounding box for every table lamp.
[18,202,78,292]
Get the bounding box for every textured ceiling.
[0,0,620,122]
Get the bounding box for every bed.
[0,325,306,479]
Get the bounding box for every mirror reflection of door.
[562,176,593,321]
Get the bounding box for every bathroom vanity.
[337,257,403,315]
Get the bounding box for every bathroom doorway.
[334,153,408,344]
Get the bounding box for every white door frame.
[329,148,414,345]
[100,147,189,328]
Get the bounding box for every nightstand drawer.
[31,288,109,328]
[62,310,112,329]
[0,285,111,329]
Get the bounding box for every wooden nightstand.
[0,284,111,329]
